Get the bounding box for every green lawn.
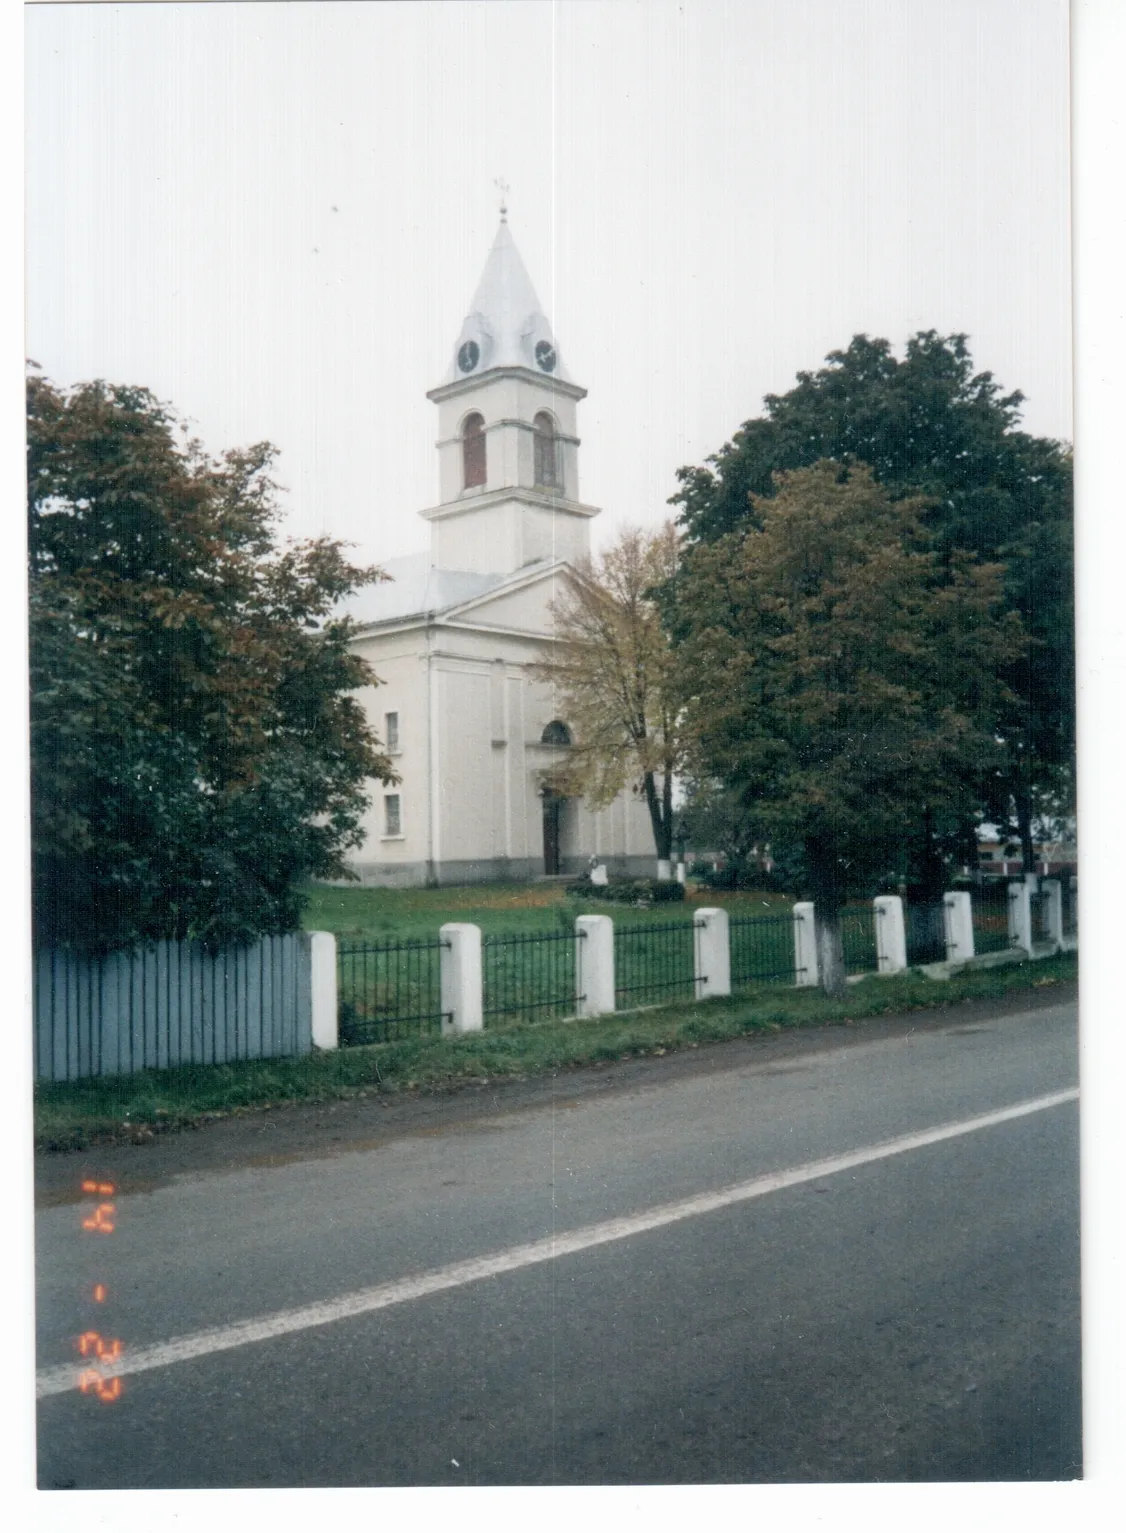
[300,879,794,940]
[34,951,1077,1152]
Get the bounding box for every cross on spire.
[494,177,510,222]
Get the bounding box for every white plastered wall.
[349,642,430,870]
[431,501,520,574]
[346,610,661,879]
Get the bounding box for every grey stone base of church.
[334,854,657,890]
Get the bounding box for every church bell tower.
[422,208,600,574]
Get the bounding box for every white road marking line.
[36,1086,1078,1399]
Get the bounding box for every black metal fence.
[1062,877,1078,936]
[614,920,697,1008]
[842,904,878,975]
[482,929,580,1027]
[729,913,796,988]
[905,901,946,965]
[971,884,1014,954]
[336,883,1069,1047]
[337,937,449,1044]
[1030,888,1051,945]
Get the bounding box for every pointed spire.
[438,217,572,387]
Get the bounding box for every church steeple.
[436,219,576,389]
[422,217,599,576]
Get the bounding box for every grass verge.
[34,952,1077,1152]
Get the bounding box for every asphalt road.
[35,991,1081,1487]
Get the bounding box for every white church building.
[342,215,655,887]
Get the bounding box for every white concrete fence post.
[1040,878,1064,947]
[793,902,819,987]
[943,892,975,964]
[873,896,908,974]
[576,914,616,1017]
[1007,882,1033,952]
[694,907,731,1000]
[439,922,483,1034]
[309,931,339,1049]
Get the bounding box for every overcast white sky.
[25,0,1072,570]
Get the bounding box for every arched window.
[533,412,559,490]
[541,720,572,746]
[462,412,486,489]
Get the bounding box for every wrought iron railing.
[614,920,697,1008]
[1062,877,1078,936]
[335,882,1063,1048]
[337,937,450,1044]
[971,884,1014,954]
[841,904,878,975]
[905,901,946,965]
[1030,888,1051,945]
[482,929,582,1026]
[729,913,796,987]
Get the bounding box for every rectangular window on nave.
[383,794,401,837]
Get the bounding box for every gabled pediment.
[440,558,576,635]
[344,551,580,639]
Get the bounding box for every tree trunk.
[813,909,847,999]
[914,805,946,901]
[1015,780,1036,874]
[641,771,674,863]
[805,834,848,998]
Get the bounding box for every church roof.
[341,550,574,633]
[436,219,574,387]
[342,553,509,628]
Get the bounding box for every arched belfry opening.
[462,412,486,489]
[533,411,560,490]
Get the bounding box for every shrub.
[697,863,802,895]
[565,876,685,905]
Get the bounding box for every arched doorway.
[539,721,573,874]
[542,788,565,875]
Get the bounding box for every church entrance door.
[542,790,563,875]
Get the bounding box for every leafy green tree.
[671,332,1073,869]
[28,370,395,951]
[530,523,685,869]
[678,778,781,886]
[671,462,1025,995]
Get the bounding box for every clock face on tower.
[457,340,480,374]
[534,340,557,374]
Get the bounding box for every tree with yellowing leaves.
[532,523,685,872]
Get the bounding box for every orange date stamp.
[77,1180,124,1401]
